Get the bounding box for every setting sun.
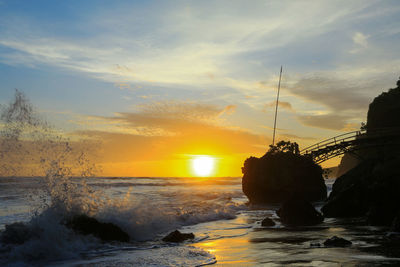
[191,156,215,177]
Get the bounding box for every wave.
[88,180,242,188]
[0,196,243,265]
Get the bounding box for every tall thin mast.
[272,66,282,146]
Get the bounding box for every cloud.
[74,102,270,163]
[278,133,317,141]
[296,114,355,131]
[352,32,369,48]
[287,76,372,112]
[350,31,370,53]
[1,0,396,94]
[286,73,399,130]
[264,101,293,112]
[220,105,237,115]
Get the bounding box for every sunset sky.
[0,0,399,177]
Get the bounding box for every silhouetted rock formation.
[336,153,360,177]
[162,230,195,242]
[323,156,400,225]
[323,236,352,247]
[66,214,130,242]
[261,217,275,227]
[367,78,400,131]
[242,141,326,204]
[277,196,324,226]
[323,78,400,227]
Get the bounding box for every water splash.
[0,89,103,213]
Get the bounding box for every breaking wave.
[0,90,245,265]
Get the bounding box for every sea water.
[1,177,400,266]
[1,92,399,266]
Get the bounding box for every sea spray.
[0,90,245,265]
[0,90,101,215]
[0,90,107,263]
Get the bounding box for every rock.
[0,222,33,244]
[336,153,360,177]
[261,217,275,227]
[66,214,130,242]
[310,242,321,248]
[277,196,324,226]
[162,230,195,242]
[390,213,400,232]
[322,78,400,225]
[242,141,327,204]
[367,77,400,131]
[323,236,352,247]
[322,156,400,226]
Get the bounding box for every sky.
[0,0,399,177]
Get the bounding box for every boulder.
[0,222,33,244]
[261,217,275,227]
[66,214,130,242]
[277,197,324,226]
[242,141,326,204]
[162,230,195,242]
[323,236,352,247]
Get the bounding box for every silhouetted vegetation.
[242,141,326,204]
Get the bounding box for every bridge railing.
[300,129,366,155]
[300,127,400,156]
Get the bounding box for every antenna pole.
[272,66,282,146]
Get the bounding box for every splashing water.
[0,90,241,265]
[0,89,101,216]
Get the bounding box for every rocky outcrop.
[162,230,195,242]
[322,78,400,227]
[322,156,400,226]
[277,197,324,226]
[367,78,400,131]
[336,153,360,177]
[242,141,326,204]
[66,214,130,242]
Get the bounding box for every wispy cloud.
[0,0,399,142]
[74,102,270,163]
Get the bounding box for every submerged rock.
[323,236,352,247]
[277,197,324,226]
[66,214,130,242]
[310,242,321,248]
[162,230,195,242]
[261,217,275,227]
[0,222,34,244]
[242,141,326,204]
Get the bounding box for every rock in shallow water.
[0,222,34,244]
[242,141,326,204]
[277,197,324,226]
[162,230,195,242]
[66,214,130,242]
[323,236,352,247]
[261,217,275,227]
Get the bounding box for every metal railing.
[300,127,400,161]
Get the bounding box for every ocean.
[1,176,399,266]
